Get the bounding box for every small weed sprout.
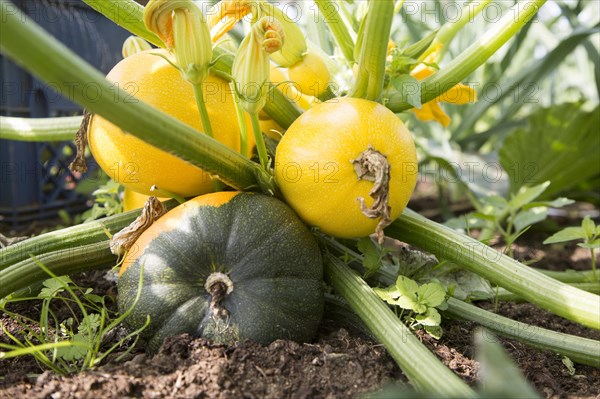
[0,260,148,375]
[544,216,600,281]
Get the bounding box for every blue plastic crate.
[1,0,132,230]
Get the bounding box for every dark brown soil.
[1,202,599,398]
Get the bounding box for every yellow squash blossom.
[410,45,477,127]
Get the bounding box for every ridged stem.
[350,0,394,100]
[0,242,116,298]
[0,116,81,141]
[313,0,355,63]
[386,209,600,330]
[445,298,600,367]
[0,201,178,270]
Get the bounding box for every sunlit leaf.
[512,207,548,233]
[417,283,446,308]
[544,227,586,244]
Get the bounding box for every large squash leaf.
[499,103,600,199]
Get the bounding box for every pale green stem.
[192,83,213,138]
[0,242,116,298]
[313,0,355,63]
[230,82,249,158]
[387,0,547,112]
[250,112,269,172]
[446,298,600,368]
[591,248,597,281]
[350,0,394,100]
[0,116,81,142]
[82,0,162,47]
[0,201,178,270]
[386,209,600,330]
[421,0,492,60]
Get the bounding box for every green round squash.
[118,191,324,352]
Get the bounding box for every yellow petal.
[208,0,253,42]
[412,101,451,127]
[437,83,477,104]
[410,64,434,80]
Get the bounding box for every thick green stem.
[445,298,600,368]
[0,242,116,298]
[0,116,81,142]
[324,254,476,396]
[533,268,598,283]
[350,0,394,100]
[250,112,269,171]
[0,3,264,191]
[387,0,547,112]
[492,283,600,302]
[314,0,355,63]
[82,0,162,47]
[386,209,600,330]
[0,201,178,270]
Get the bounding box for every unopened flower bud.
[233,17,284,114]
[122,36,152,58]
[264,5,306,67]
[144,0,213,85]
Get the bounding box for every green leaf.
[512,207,548,233]
[38,276,73,298]
[373,286,400,304]
[582,216,596,238]
[415,308,441,326]
[456,27,600,142]
[543,227,587,244]
[561,356,576,376]
[444,214,489,231]
[480,195,509,217]
[57,334,89,361]
[508,182,550,210]
[417,283,446,308]
[85,294,105,305]
[395,276,419,311]
[475,329,541,399]
[499,104,600,198]
[79,314,101,336]
[358,237,382,277]
[424,325,443,340]
[391,75,421,109]
[578,241,600,250]
[396,276,419,296]
[526,197,574,209]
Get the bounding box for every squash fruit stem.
[69,110,91,173]
[202,272,239,344]
[351,146,391,244]
[204,272,234,318]
[111,197,167,257]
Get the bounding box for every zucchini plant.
[1,0,598,396]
